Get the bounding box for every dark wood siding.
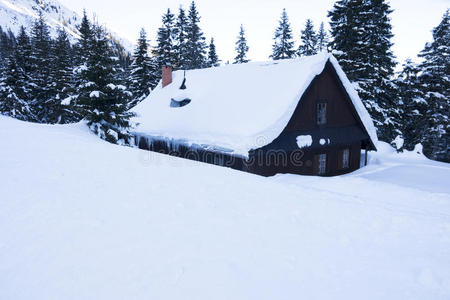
[246,61,368,176]
[285,62,359,131]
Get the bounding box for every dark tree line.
[268,3,449,162]
[0,1,448,162]
[327,2,449,162]
[0,11,135,144]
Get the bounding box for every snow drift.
[0,116,449,300]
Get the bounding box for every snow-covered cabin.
[132,52,378,176]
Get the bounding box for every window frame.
[316,100,328,126]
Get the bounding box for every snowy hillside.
[0,0,131,48]
[1,115,449,299]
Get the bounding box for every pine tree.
[0,26,16,67]
[417,10,449,162]
[15,26,33,76]
[396,59,427,151]
[185,1,207,69]
[298,19,318,56]
[206,37,220,67]
[328,0,398,143]
[270,8,296,60]
[29,12,53,122]
[316,22,329,52]
[0,54,32,120]
[75,10,93,65]
[154,9,176,68]
[72,12,93,114]
[75,24,135,145]
[11,26,33,118]
[234,24,249,64]
[174,6,189,69]
[48,28,78,124]
[328,0,369,81]
[129,28,158,108]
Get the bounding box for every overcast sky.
[59,0,449,66]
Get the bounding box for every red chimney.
[162,65,173,88]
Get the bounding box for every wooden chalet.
[132,53,378,176]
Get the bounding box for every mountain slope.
[0,0,132,49]
[0,115,449,299]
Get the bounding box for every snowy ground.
[1,116,449,300]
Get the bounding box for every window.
[317,102,327,125]
[318,153,327,175]
[342,148,350,169]
[170,98,191,108]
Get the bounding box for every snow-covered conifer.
[0,55,32,120]
[316,22,329,52]
[328,0,399,142]
[206,37,220,67]
[270,8,296,60]
[395,59,427,151]
[234,25,249,64]
[29,12,53,122]
[154,9,176,68]
[75,25,135,144]
[417,10,449,162]
[298,19,318,56]
[174,6,189,69]
[129,28,158,108]
[185,1,207,69]
[47,28,78,124]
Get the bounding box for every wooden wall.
[246,61,368,177]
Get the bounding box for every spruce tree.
[0,26,16,67]
[234,24,249,64]
[270,8,296,60]
[76,10,93,65]
[417,10,449,162]
[185,1,207,69]
[48,28,78,124]
[10,26,34,120]
[129,28,158,108]
[328,0,399,143]
[0,55,32,120]
[174,6,189,69]
[298,19,318,56]
[30,12,53,122]
[396,59,427,151]
[154,9,176,68]
[15,26,33,77]
[75,24,135,145]
[207,37,220,67]
[328,0,369,81]
[317,22,329,52]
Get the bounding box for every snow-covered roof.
[132,52,378,157]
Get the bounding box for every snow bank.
[133,53,377,157]
[1,116,449,300]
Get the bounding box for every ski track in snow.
[0,116,449,300]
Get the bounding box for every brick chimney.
[162,65,173,88]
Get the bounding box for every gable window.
[318,153,327,175]
[342,148,350,169]
[317,102,327,125]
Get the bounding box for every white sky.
[59,0,449,66]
